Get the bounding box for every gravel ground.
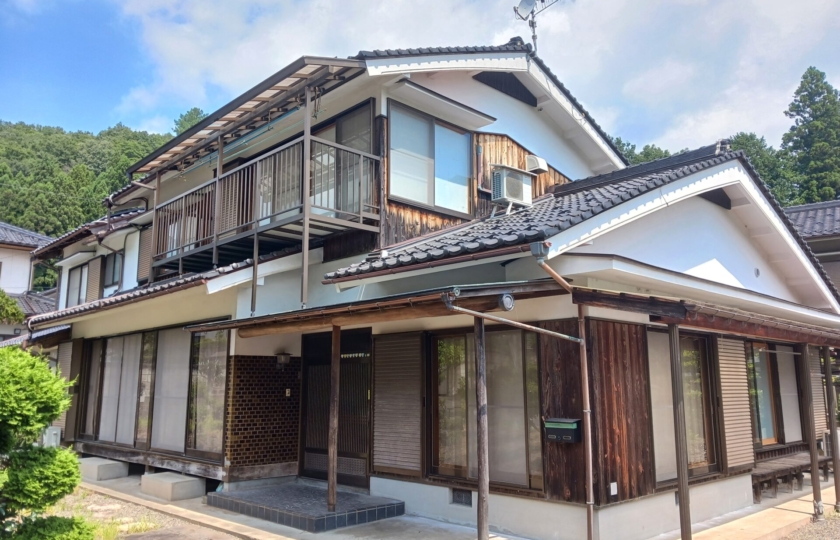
[48,488,235,539]
[782,512,840,539]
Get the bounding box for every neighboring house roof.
[324,142,840,306]
[0,221,52,249]
[785,200,840,239]
[9,290,56,317]
[32,208,147,259]
[0,324,71,349]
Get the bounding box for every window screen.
[115,334,143,445]
[82,340,104,436]
[151,328,192,452]
[186,330,229,456]
[97,336,124,443]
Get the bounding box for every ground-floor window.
[746,342,802,447]
[78,326,229,460]
[432,328,543,489]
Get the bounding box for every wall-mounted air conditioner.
[491,165,534,207]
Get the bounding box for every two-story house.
[28,38,840,540]
[0,221,54,340]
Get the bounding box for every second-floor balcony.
[152,136,381,275]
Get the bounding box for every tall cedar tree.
[729,132,798,206]
[173,108,208,135]
[782,67,840,203]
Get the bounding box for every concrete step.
[141,472,205,501]
[79,457,129,481]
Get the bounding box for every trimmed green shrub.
[11,517,94,540]
[3,448,80,514]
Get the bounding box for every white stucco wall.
[0,246,32,294]
[570,195,802,303]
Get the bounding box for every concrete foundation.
[141,472,206,501]
[222,475,295,493]
[79,457,129,482]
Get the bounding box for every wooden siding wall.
[537,319,586,503]
[587,319,655,504]
[372,333,424,476]
[380,132,571,247]
[85,257,102,303]
[717,338,754,471]
[808,345,828,436]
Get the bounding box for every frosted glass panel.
[390,106,433,205]
[750,346,777,444]
[187,330,229,455]
[647,331,677,482]
[434,125,470,214]
[151,328,192,452]
[115,334,142,445]
[776,345,802,443]
[83,340,103,436]
[434,335,468,474]
[98,337,124,443]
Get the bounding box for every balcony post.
[358,157,364,223]
[178,196,185,275]
[149,170,161,283]
[251,160,261,316]
[301,86,312,309]
[213,135,224,267]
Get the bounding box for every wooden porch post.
[799,343,825,520]
[668,324,692,540]
[149,171,161,283]
[473,317,489,540]
[213,135,224,267]
[577,304,595,540]
[300,86,312,309]
[823,346,840,512]
[327,325,340,512]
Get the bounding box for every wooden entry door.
[300,328,371,488]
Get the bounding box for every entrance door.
[300,329,371,488]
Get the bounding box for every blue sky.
[2,0,839,151]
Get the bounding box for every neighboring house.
[786,200,840,286]
[27,38,840,540]
[0,221,53,339]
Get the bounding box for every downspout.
[530,241,596,540]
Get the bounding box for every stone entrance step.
[79,457,129,481]
[141,472,206,501]
[207,482,404,533]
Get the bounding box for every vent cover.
[451,488,472,507]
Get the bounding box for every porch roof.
[324,142,840,307]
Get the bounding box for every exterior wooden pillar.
[473,317,489,540]
[212,134,224,267]
[300,87,312,309]
[823,346,840,512]
[799,344,825,520]
[327,325,340,512]
[577,304,595,540]
[149,171,161,283]
[668,324,692,539]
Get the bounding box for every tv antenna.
[514,0,563,54]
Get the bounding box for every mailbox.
[544,418,581,443]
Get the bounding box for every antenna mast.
[513,0,563,54]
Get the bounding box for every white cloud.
[109,0,840,152]
[132,115,171,135]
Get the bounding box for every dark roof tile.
[0,221,52,248]
[786,200,840,239]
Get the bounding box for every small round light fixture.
[498,293,515,312]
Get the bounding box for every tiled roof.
[0,221,52,248]
[9,291,56,317]
[785,200,840,239]
[32,208,147,258]
[0,324,71,349]
[324,142,840,306]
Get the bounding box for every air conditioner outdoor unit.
[491,165,534,207]
[43,426,61,448]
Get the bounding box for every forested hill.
[0,121,170,238]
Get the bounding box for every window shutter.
[52,341,74,434]
[372,332,424,476]
[137,228,152,281]
[716,338,754,471]
[808,345,827,436]
[86,258,102,303]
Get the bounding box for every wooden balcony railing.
[153,136,380,262]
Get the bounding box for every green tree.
[782,67,840,203]
[612,137,674,165]
[0,290,24,324]
[729,132,798,205]
[0,347,90,539]
[173,108,208,135]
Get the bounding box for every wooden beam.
[799,343,825,521]
[237,298,499,338]
[669,324,692,540]
[327,325,340,512]
[823,346,840,513]
[473,317,489,540]
[572,289,687,319]
[652,312,840,347]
